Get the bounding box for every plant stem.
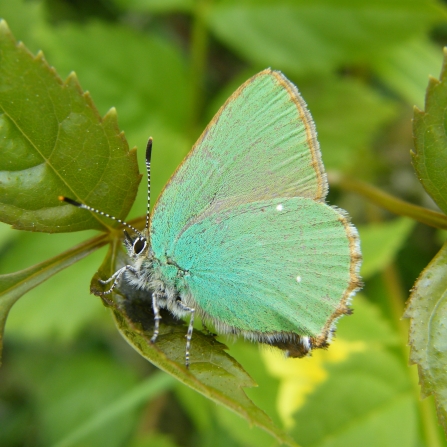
[328,172,447,230]
[189,0,211,143]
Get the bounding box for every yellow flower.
[263,338,365,427]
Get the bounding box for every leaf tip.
[34,50,46,63]
[66,72,86,94]
[81,90,102,115]
[0,19,10,34]
[104,106,117,119]
[103,107,120,127]
[66,70,79,83]
[0,20,20,52]
[427,75,440,94]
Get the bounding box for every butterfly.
[60,69,362,367]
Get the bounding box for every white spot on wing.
[276,204,283,211]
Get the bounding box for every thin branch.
[329,172,447,230]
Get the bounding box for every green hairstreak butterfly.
[60,69,362,367]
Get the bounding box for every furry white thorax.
[121,241,191,320]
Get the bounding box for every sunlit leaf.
[404,241,447,433]
[33,19,192,219]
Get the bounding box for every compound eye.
[133,238,147,254]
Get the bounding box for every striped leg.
[98,265,138,295]
[150,292,163,344]
[175,301,195,367]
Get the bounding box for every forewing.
[150,69,327,256]
[171,197,361,339]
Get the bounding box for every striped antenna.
[58,196,145,239]
[145,137,153,233]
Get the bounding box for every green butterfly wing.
[150,69,361,351]
[151,69,327,249]
[173,197,359,336]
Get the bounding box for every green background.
[1,0,447,446]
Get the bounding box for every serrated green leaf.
[207,0,443,76]
[412,47,447,215]
[357,217,415,279]
[31,20,192,220]
[404,241,447,433]
[175,382,272,447]
[0,233,108,365]
[290,351,417,447]
[113,305,297,447]
[0,20,140,232]
[97,245,298,447]
[212,342,283,447]
[0,0,45,53]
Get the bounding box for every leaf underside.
[404,242,447,432]
[409,45,447,435]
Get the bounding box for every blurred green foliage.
[1,0,447,446]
